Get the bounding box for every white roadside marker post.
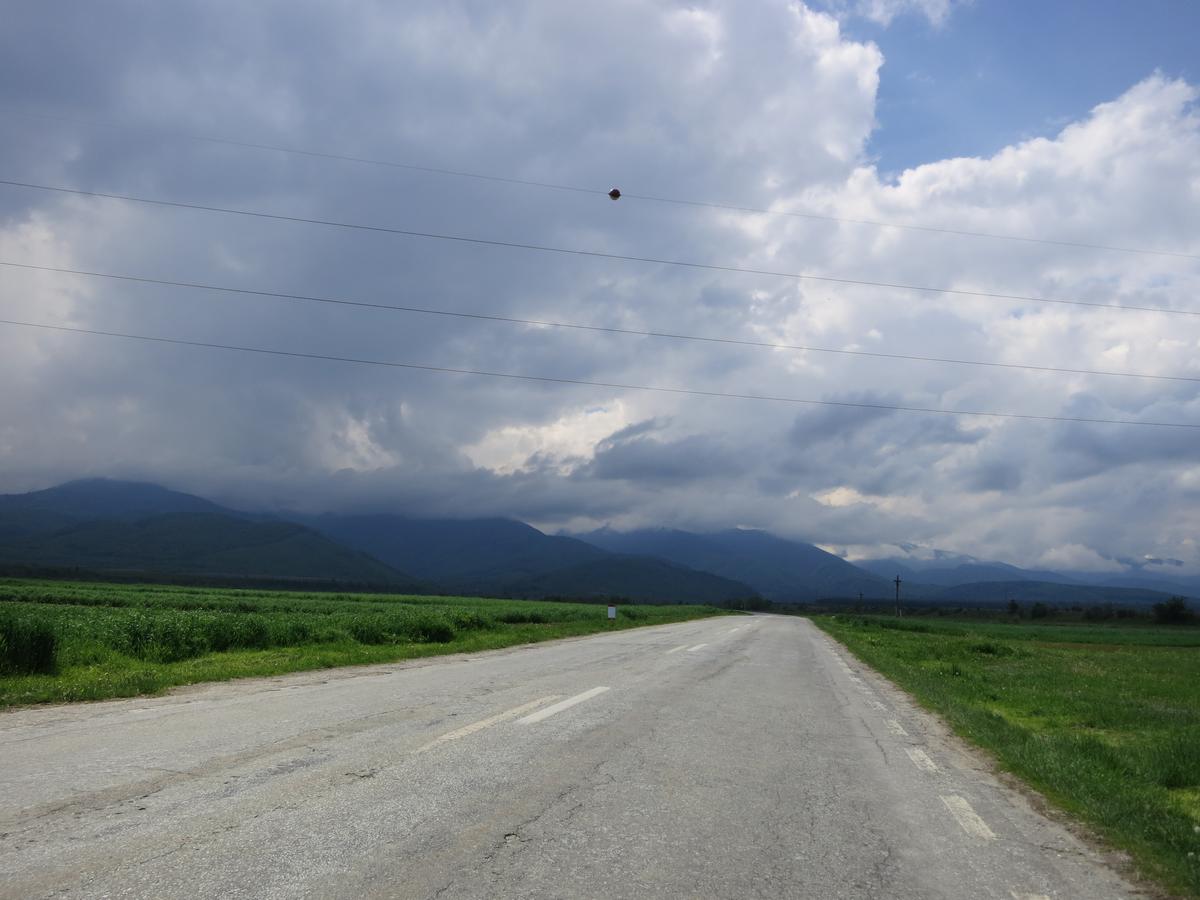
[607,603,617,623]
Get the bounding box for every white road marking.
[886,719,909,737]
[665,645,688,654]
[905,748,939,773]
[941,795,996,840]
[868,700,888,712]
[519,687,611,724]
[417,696,560,751]
[685,643,708,652]
[727,627,742,634]
[1010,893,1051,900]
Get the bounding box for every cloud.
[820,0,968,27]
[1035,544,1126,574]
[0,4,1198,573]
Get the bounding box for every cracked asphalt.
[0,616,1147,898]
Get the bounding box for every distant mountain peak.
[1,477,229,523]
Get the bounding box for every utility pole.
[894,575,902,617]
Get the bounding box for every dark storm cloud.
[962,460,1023,493]
[586,430,743,484]
[0,2,1198,573]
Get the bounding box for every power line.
[6,259,1199,385]
[2,179,1196,319]
[14,108,1199,261]
[1,316,1196,429]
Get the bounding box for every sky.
[1,0,1198,575]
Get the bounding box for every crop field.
[815,614,1200,897]
[0,578,730,708]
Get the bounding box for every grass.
[0,577,732,707]
[814,613,1200,898]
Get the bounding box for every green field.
[815,614,1200,897]
[0,578,730,708]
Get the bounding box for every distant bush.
[1030,602,1050,619]
[1152,596,1196,626]
[0,616,57,674]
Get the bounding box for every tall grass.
[0,613,57,674]
[0,577,730,707]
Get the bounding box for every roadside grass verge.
[0,578,731,707]
[814,614,1200,898]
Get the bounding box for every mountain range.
[575,528,889,602]
[0,478,1194,606]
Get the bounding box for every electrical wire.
[2,179,1196,319]
[14,108,1199,261]
[1,317,1196,429]
[5,260,1199,384]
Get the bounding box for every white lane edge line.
[519,686,610,724]
[1009,893,1051,900]
[685,643,708,652]
[940,795,996,840]
[886,719,909,737]
[905,747,939,773]
[417,695,560,752]
[666,645,688,654]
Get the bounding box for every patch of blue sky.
[828,0,1200,174]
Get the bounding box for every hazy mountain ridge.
[0,480,1193,604]
[926,580,1186,608]
[0,481,758,603]
[859,553,1200,599]
[574,527,890,601]
[0,511,421,586]
[302,514,608,587]
[500,555,757,604]
[856,559,1079,588]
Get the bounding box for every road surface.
[0,615,1145,899]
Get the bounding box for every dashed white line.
[940,795,996,840]
[685,643,708,652]
[868,699,888,712]
[1009,892,1051,900]
[905,747,939,773]
[519,686,611,724]
[727,627,742,634]
[665,645,688,654]
[417,696,560,751]
[886,719,909,737]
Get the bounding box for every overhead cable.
[6,260,1199,384]
[1,179,1195,319]
[15,109,1198,261]
[2,317,1196,429]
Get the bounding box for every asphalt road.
[0,615,1146,899]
